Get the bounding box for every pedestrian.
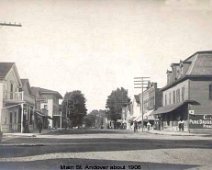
[181,119,184,131]
[37,120,43,133]
[178,120,181,131]
[134,121,138,133]
[147,122,151,131]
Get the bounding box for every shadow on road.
[0,158,199,170]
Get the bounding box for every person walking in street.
[147,122,151,131]
[134,121,138,133]
[178,120,181,131]
[181,119,184,131]
[37,119,43,133]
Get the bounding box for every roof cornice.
[161,75,212,91]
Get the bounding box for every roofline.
[160,75,212,91]
[184,50,212,62]
[31,87,63,99]
[4,63,22,87]
[40,91,63,99]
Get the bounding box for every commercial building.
[133,82,162,128]
[154,51,212,133]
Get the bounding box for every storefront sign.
[189,110,195,114]
[189,114,212,129]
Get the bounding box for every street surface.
[0,129,212,170]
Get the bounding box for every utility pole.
[0,22,22,27]
[134,77,150,132]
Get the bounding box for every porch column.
[0,83,3,132]
[60,115,62,128]
[21,91,24,133]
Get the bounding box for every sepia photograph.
[0,0,212,169]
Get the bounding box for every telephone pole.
[134,76,150,132]
[0,22,22,27]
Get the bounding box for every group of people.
[133,121,151,133]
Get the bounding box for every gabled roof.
[21,79,33,95]
[31,87,63,99]
[0,62,14,80]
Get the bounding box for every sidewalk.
[145,129,211,137]
[2,129,58,138]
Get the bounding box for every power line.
[134,76,150,132]
[0,22,22,27]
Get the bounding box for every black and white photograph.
[0,0,212,169]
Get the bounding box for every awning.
[127,116,136,122]
[35,111,45,117]
[2,104,22,110]
[135,114,143,122]
[143,110,154,119]
[35,111,52,119]
[153,100,199,115]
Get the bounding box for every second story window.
[182,87,185,101]
[176,89,181,103]
[209,84,212,100]
[10,82,13,99]
[165,94,167,106]
[173,91,175,104]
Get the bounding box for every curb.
[2,129,58,138]
[145,131,212,137]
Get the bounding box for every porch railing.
[3,91,23,101]
[3,91,35,104]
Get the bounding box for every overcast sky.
[0,0,212,112]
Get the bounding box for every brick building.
[154,51,212,133]
[134,82,162,127]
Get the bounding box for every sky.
[0,0,212,112]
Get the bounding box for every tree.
[62,90,87,128]
[83,110,106,129]
[83,110,97,128]
[106,87,131,124]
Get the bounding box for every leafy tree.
[83,110,106,128]
[106,87,131,123]
[83,114,96,128]
[83,110,98,128]
[62,90,87,128]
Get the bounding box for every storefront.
[153,100,199,131]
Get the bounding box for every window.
[165,94,167,106]
[182,87,185,101]
[176,89,181,103]
[173,91,175,104]
[209,84,212,99]
[14,112,17,123]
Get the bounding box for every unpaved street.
[0,130,212,170]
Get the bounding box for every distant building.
[131,94,140,120]
[154,51,212,133]
[31,87,62,129]
[0,63,35,133]
[133,82,162,128]
[143,82,162,123]
[121,103,133,130]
